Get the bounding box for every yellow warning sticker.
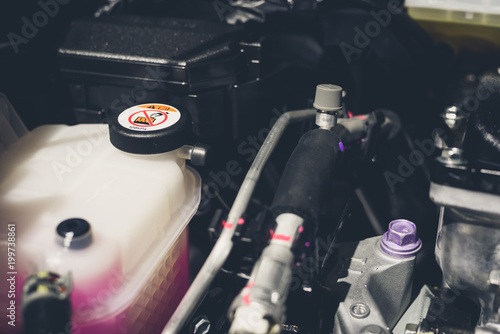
[118,103,181,132]
[137,104,178,112]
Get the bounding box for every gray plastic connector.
[313,84,343,112]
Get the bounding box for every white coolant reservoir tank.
[0,103,201,334]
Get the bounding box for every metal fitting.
[313,84,343,129]
[437,147,467,166]
[380,219,422,258]
[191,315,211,334]
[441,106,465,130]
[177,143,210,166]
[316,112,336,130]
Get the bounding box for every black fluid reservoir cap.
[109,103,191,154]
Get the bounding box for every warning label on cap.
[118,104,181,131]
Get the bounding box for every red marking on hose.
[272,234,292,242]
[348,111,353,119]
[355,115,366,120]
[243,293,250,305]
[242,282,255,305]
[298,226,304,234]
[238,218,245,225]
[223,221,234,229]
[269,229,274,238]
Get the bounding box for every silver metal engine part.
[323,228,420,334]
[431,183,500,330]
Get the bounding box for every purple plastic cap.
[380,219,422,258]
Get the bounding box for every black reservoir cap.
[109,103,191,154]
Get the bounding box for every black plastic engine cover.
[57,15,249,138]
[58,15,244,91]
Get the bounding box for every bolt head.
[381,220,422,258]
[387,220,417,246]
[192,316,210,334]
[437,147,467,166]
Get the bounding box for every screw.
[350,303,370,319]
[191,315,210,334]
[380,219,422,258]
[388,221,416,245]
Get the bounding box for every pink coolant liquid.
[11,230,189,334]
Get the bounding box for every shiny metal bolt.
[192,315,211,334]
[350,303,370,319]
[437,147,467,166]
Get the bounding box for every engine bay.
[1,1,500,333]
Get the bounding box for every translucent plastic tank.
[405,0,500,52]
[0,123,201,333]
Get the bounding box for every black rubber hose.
[271,128,343,222]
